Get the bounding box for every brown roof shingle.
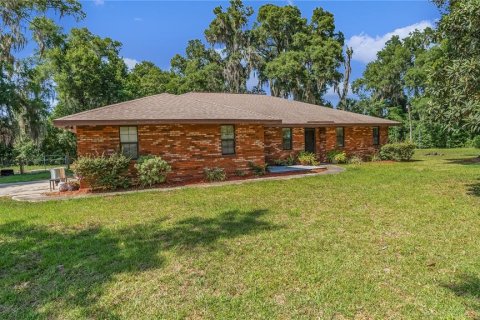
[54,92,400,127]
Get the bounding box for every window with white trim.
[221,125,235,155]
[120,126,138,159]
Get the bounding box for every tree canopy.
[1,0,479,164]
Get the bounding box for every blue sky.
[56,0,440,104]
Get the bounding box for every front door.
[304,128,315,153]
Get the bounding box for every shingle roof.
[53,92,400,127]
[184,93,399,126]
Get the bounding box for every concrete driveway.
[0,180,52,202]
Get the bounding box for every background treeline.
[1,0,479,165]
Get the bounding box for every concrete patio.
[0,180,54,202]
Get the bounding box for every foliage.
[254,5,344,104]
[348,155,363,165]
[41,121,76,159]
[134,155,171,187]
[125,61,176,98]
[425,0,480,134]
[297,151,319,165]
[370,153,381,162]
[66,180,80,191]
[169,40,225,93]
[204,0,254,93]
[13,136,41,174]
[72,153,131,191]
[203,167,227,182]
[234,169,247,177]
[0,0,84,65]
[273,155,296,166]
[380,142,416,161]
[48,28,129,117]
[471,136,480,149]
[248,161,269,176]
[326,150,346,164]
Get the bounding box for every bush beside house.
[297,152,319,165]
[73,153,131,191]
[204,167,227,182]
[380,142,416,161]
[134,155,171,187]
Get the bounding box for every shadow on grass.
[442,273,480,315]
[0,209,276,319]
[467,179,480,197]
[444,156,480,165]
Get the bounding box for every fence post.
[66,154,70,170]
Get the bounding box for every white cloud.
[93,0,105,6]
[134,17,143,22]
[123,58,139,70]
[286,0,294,5]
[347,20,433,64]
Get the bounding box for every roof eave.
[53,118,282,127]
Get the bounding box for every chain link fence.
[0,154,71,174]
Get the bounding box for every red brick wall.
[325,126,389,158]
[264,126,389,163]
[76,124,390,183]
[264,127,304,163]
[77,126,120,156]
[76,124,265,181]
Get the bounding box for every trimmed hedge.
[73,153,131,191]
[380,142,416,161]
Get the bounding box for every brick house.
[54,93,399,181]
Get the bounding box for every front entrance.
[304,128,315,153]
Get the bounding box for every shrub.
[333,152,348,164]
[248,161,269,176]
[73,153,131,191]
[370,153,381,162]
[472,136,480,149]
[297,151,319,165]
[348,155,363,165]
[66,181,80,191]
[380,142,416,161]
[326,150,343,163]
[234,169,247,177]
[134,155,171,187]
[273,155,296,166]
[204,167,226,182]
[327,150,347,164]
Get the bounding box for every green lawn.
[0,171,51,184]
[0,148,479,319]
[0,167,73,184]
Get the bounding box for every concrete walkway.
[2,165,344,202]
[0,180,53,202]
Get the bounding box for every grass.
[0,167,72,184]
[0,148,479,319]
[0,171,51,184]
